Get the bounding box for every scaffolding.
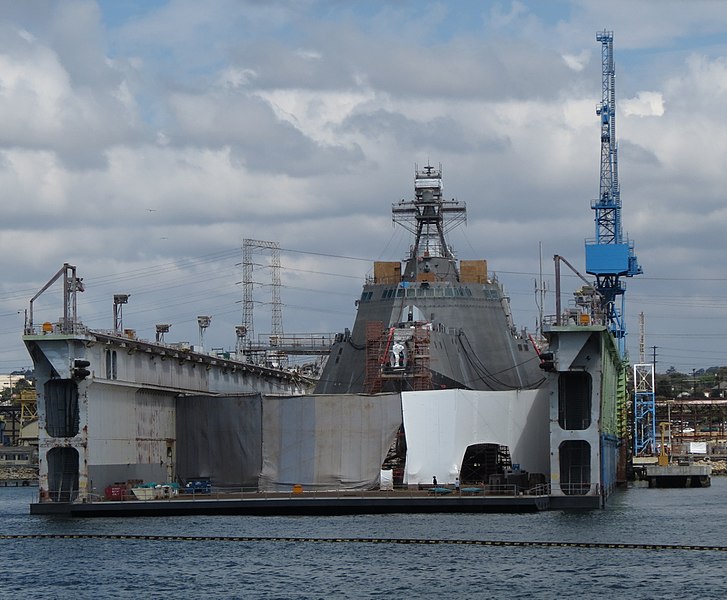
[633,363,656,456]
[363,322,432,393]
[19,389,37,429]
[411,328,432,391]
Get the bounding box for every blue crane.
[585,30,641,357]
[585,31,652,457]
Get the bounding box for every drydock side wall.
[546,326,622,508]
[86,386,175,490]
[27,329,311,502]
[38,377,177,500]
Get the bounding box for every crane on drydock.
[585,30,641,357]
[585,31,654,457]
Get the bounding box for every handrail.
[48,482,555,505]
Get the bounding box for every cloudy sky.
[2,0,727,375]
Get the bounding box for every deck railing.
[47,482,553,504]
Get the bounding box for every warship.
[315,164,545,395]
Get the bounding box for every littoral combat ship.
[315,164,545,394]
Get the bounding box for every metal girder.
[633,363,656,456]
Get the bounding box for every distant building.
[0,370,33,392]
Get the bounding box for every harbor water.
[2,479,727,599]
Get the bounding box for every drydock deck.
[31,489,551,517]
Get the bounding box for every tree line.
[656,366,727,399]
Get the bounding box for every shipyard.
[1,27,723,518]
[6,4,727,599]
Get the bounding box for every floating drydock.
[26,284,624,515]
[26,167,627,516]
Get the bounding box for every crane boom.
[595,29,621,245]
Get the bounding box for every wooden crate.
[374,261,401,284]
[460,260,488,283]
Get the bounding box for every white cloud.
[621,91,665,117]
[562,49,590,72]
[217,66,257,88]
[17,28,35,43]
[294,48,321,61]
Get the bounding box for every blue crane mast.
[585,30,641,357]
[585,31,652,457]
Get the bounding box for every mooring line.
[0,534,725,551]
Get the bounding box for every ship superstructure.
[315,165,544,394]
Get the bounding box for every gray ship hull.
[315,164,544,395]
[316,279,544,393]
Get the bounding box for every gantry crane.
[585,30,641,356]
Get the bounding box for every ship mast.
[392,164,466,261]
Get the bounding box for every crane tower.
[586,31,652,458]
[585,30,641,357]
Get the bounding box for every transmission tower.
[241,239,283,357]
[585,30,641,357]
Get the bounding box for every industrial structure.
[633,363,657,456]
[241,239,283,365]
[582,31,651,458]
[24,263,313,503]
[239,238,334,372]
[585,30,641,351]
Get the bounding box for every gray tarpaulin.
[176,394,262,488]
[259,393,402,491]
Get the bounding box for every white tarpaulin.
[689,441,707,454]
[259,393,402,491]
[380,469,394,491]
[402,388,549,485]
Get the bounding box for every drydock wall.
[545,326,622,508]
[86,387,175,490]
